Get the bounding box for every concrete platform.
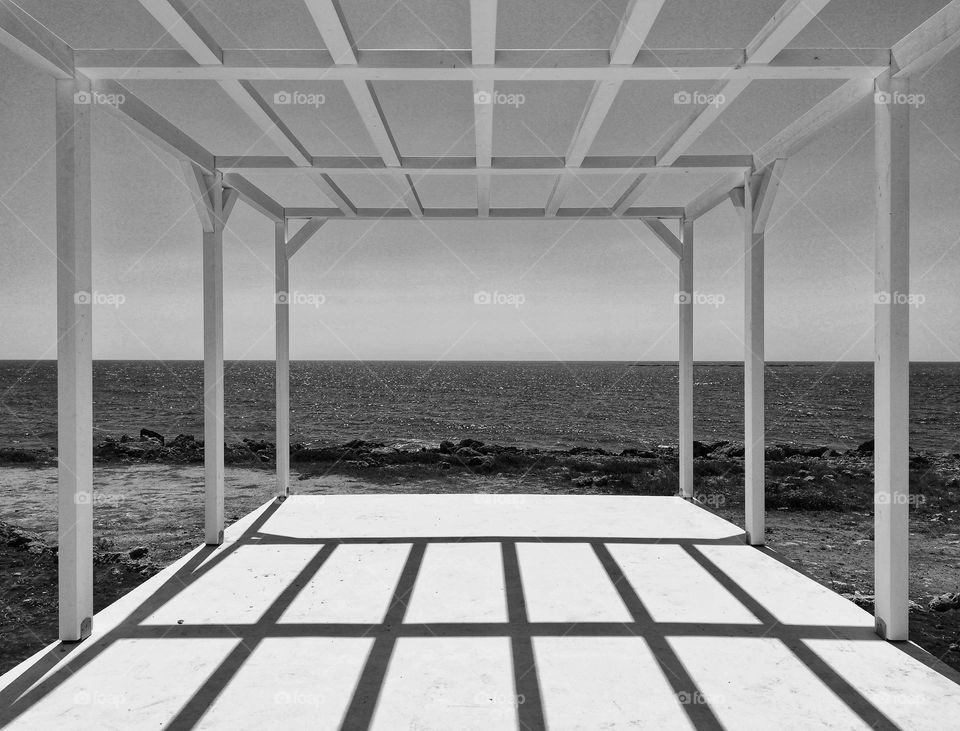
[1,494,959,729]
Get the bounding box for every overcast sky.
[1,0,959,362]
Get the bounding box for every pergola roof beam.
[746,0,833,65]
[217,80,312,167]
[138,0,314,168]
[181,162,215,232]
[93,80,215,173]
[73,49,890,82]
[640,218,682,258]
[544,173,574,217]
[469,0,497,66]
[0,0,74,78]
[751,159,787,233]
[137,0,221,65]
[215,154,753,173]
[658,0,832,167]
[309,172,357,217]
[303,0,357,65]
[344,80,402,168]
[753,77,873,169]
[892,0,960,77]
[282,206,684,220]
[685,171,746,220]
[614,175,654,215]
[609,0,668,64]
[285,217,327,258]
[222,173,284,221]
[470,0,497,211]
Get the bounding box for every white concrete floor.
[1,494,959,729]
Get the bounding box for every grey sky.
[1,0,959,361]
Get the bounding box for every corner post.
[874,73,911,641]
[744,174,765,545]
[56,76,93,642]
[678,217,694,499]
[275,220,290,498]
[203,174,225,545]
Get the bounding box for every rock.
[620,448,658,459]
[856,439,875,454]
[714,442,745,459]
[593,475,609,487]
[930,593,960,612]
[139,428,165,446]
[438,440,456,454]
[458,438,484,450]
[456,447,482,458]
[370,447,397,456]
[169,434,196,448]
[765,446,785,462]
[692,441,713,458]
[128,546,149,560]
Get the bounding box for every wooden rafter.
[215,154,754,173]
[93,79,215,173]
[283,206,684,220]
[658,0,833,167]
[74,49,890,82]
[753,77,873,169]
[137,0,314,169]
[221,173,284,221]
[303,0,356,64]
[285,216,327,258]
[470,0,497,215]
[892,0,960,77]
[0,0,73,77]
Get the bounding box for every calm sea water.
[0,361,958,453]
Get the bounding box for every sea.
[0,361,958,454]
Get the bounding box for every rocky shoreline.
[3,432,959,511]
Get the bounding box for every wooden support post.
[56,77,93,642]
[275,220,290,498]
[678,218,694,499]
[874,74,911,641]
[202,175,225,545]
[743,174,765,545]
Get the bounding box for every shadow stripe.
[592,542,724,730]
[501,541,546,731]
[340,541,425,731]
[0,497,286,725]
[682,545,899,730]
[164,541,339,729]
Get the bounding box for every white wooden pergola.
[1,0,957,648]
